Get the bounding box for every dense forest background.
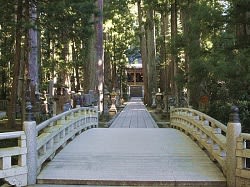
[0,0,249,131]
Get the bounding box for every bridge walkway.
[110,97,158,128]
[36,98,226,186]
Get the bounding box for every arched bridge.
[0,98,250,187]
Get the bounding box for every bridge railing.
[0,106,98,186]
[236,133,250,186]
[170,108,227,172]
[0,131,27,186]
[170,107,250,187]
[36,107,98,172]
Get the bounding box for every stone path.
[109,97,158,128]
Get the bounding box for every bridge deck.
[36,98,226,186]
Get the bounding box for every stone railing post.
[226,106,241,187]
[23,101,37,185]
[23,120,37,185]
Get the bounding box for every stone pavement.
[109,97,158,128]
[37,128,226,186]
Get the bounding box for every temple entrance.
[129,85,143,97]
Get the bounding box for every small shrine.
[126,54,144,97]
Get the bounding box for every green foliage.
[0,0,97,96]
[171,0,250,128]
[208,100,250,132]
[208,101,231,125]
[38,0,96,89]
[104,1,138,63]
[0,0,249,129]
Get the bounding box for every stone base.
[109,109,117,116]
[155,108,162,114]
[151,104,156,108]
[161,111,170,120]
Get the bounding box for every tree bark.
[180,0,190,105]
[159,4,170,93]
[137,0,149,105]
[180,0,201,107]
[96,0,104,112]
[28,0,39,106]
[87,14,97,92]
[234,1,250,48]
[170,0,178,100]
[9,0,23,128]
[145,6,157,106]
[104,34,112,91]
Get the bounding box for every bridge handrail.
[236,133,250,181]
[0,106,98,186]
[37,107,97,132]
[171,107,227,133]
[170,108,227,174]
[0,131,27,186]
[35,107,98,173]
[170,107,250,187]
[0,131,25,140]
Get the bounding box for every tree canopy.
[0,0,249,131]
[103,0,250,131]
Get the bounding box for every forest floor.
[147,107,170,128]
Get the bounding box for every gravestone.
[84,94,91,106]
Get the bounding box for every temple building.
[126,56,144,97]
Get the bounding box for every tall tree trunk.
[104,34,112,91]
[145,7,157,106]
[159,4,170,93]
[137,0,149,105]
[112,35,116,90]
[28,0,39,106]
[180,1,190,105]
[96,0,104,112]
[22,0,31,123]
[61,36,69,87]
[234,1,250,48]
[180,0,200,107]
[170,0,178,101]
[87,21,97,91]
[111,54,117,90]
[72,42,80,92]
[9,0,23,128]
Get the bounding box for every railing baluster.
[0,157,11,169]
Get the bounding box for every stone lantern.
[109,89,117,115]
[151,89,156,108]
[162,91,169,118]
[155,90,163,113]
[103,88,110,116]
